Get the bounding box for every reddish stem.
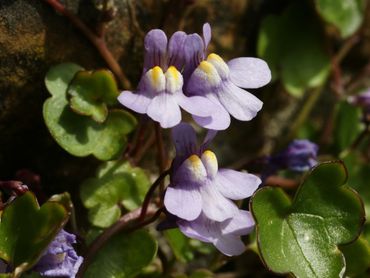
[43,0,131,89]
[138,170,170,222]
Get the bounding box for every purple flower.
[183,23,271,130]
[164,123,260,255]
[118,29,218,129]
[348,89,370,111]
[178,210,255,256]
[270,139,319,172]
[33,229,83,278]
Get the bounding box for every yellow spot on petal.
[199,61,215,75]
[201,150,218,178]
[203,150,217,162]
[165,66,183,93]
[207,53,223,62]
[167,66,179,81]
[189,154,202,166]
[151,66,164,84]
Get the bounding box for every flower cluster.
[118,23,271,130]
[164,123,261,256]
[33,229,83,278]
[119,23,271,256]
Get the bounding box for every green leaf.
[341,236,370,276]
[334,101,363,153]
[257,2,330,97]
[251,161,364,278]
[315,0,365,38]
[84,230,157,278]
[0,192,71,276]
[68,70,119,123]
[80,160,150,228]
[44,63,137,161]
[343,153,370,222]
[164,229,194,263]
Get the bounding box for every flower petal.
[214,235,245,256]
[143,29,168,72]
[117,91,151,113]
[216,169,261,200]
[216,81,263,121]
[164,183,202,221]
[202,23,212,50]
[228,57,271,89]
[168,31,187,70]
[177,218,214,243]
[192,94,230,130]
[146,93,181,128]
[221,210,255,236]
[200,180,238,222]
[176,93,218,117]
[172,122,197,158]
[183,33,205,81]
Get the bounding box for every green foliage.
[164,229,194,263]
[80,160,150,228]
[334,101,363,153]
[0,192,71,276]
[251,161,364,278]
[343,153,370,222]
[68,69,119,123]
[44,63,137,161]
[84,230,157,278]
[258,2,330,97]
[341,236,370,277]
[315,0,365,38]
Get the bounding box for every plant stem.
[76,206,162,278]
[285,86,323,144]
[155,123,167,194]
[43,0,132,89]
[139,170,170,222]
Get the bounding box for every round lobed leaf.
[84,230,157,278]
[43,63,137,161]
[251,161,365,278]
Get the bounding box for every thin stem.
[339,124,370,159]
[285,86,323,144]
[0,181,29,195]
[76,206,161,278]
[155,123,167,194]
[138,170,170,222]
[43,0,132,89]
[133,129,156,164]
[264,175,299,189]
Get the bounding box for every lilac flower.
[348,89,370,112]
[164,123,260,255]
[118,29,219,129]
[183,23,272,130]
[33,229,83,278]
[269,139,319,172]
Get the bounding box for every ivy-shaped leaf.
[43,63,137,161]
[0,192,72,276]
[315,0,365,38]
[340,236,370,277]
[84,230,157,278]
[80,160,150,228]
[257,2,330,97]
[251,161,364,278]
[68,70,119,123]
